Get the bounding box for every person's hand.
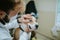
[17,15,30,24]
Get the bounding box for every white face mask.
[10,14,18,22]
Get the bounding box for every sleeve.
[4,19,19,29]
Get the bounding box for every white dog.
[13,14,38,40]
[19,14,38,40]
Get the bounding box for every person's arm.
[4,19,19,29]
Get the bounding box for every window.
[55,0,60,26]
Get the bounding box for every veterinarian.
[0,0,25,40]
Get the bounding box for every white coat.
[0,15,19,40]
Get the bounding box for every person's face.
[14,0,25,13]
[9,0,25,18]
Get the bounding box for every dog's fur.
[13,14,38,40]
[13,28,37,40]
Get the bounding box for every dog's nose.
[35,25,39,29]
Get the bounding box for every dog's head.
[21,14,38,29]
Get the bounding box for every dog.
[13,14,38,40]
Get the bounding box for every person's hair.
[0,0,21,24]
[0,0,20,14]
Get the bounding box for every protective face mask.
[9,14,18,22]
[10,12,21,22]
